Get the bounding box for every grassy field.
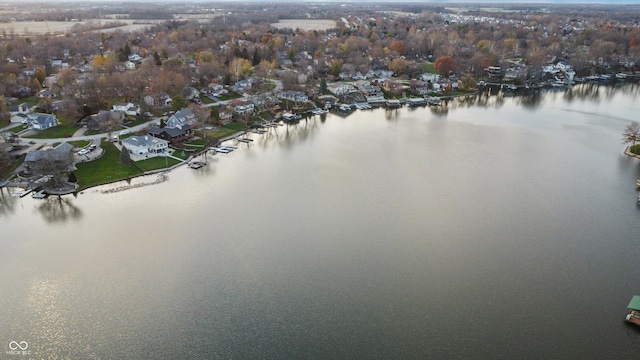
[74,141,143,190]
[7,125,28,133]
[22,124,79,139]
[68,140,91,148]
[135,156,182,172]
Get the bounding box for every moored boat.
[625,295,640,326]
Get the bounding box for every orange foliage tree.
[434,56,455,76]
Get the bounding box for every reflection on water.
[34,196,83,223]
[0,187,18,218]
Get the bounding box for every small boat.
[212,147,231,153]
[626,295,640,326]
[189,161,207,169]
[282,113,301,122]
[338,104,353,112]
[311,108,327,115]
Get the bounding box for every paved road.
[12,119,161,145]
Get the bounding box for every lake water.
[2,83,640,359]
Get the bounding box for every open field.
[0,19,163,35]
[270,19,336,31]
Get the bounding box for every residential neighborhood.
[1,1,640,193]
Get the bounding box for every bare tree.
[622,121,640,146]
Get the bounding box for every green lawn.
[22,124,79,139]
[204,122,247,139]
[8,124,28,133]
[216,93,242,101]
[630,144,640,155]
[201,96,215,104]
[74,141,143,190]
[68,140,91,148]
[136,156,182,172]
[184,139,208,148]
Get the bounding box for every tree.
[256,59,277,85]
[35,67,46,85]
[229,58,252,83]
[434,56,455,76]
[458,74,477,91]
[153,51,162,66]
[389,58,409,77]
[622,121,640,146]
[320,77,327,94]
[120,146,131,165]
[389,40,406,55]
[171,95,187,112]
[210,106,220,122]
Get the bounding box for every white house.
[112,102,141,116]
[229,99,255,115]
[125,61,136,70]
[278,90,309,103]
[121,135,169,155]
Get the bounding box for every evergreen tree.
[153,51,162,66]
[320,77,327,94]
[120,146,131,164]
[252,49,261,66]
[210,106,220,121]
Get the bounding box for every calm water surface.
[2,84,640,359]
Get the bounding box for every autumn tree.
[389,58,409,77]
[35,67,46,85]
[434,56,455,76]
[389,40,406,55]
[256,59,277,85]
[229,57,252,83]
[458,74,477,91]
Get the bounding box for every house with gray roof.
[122,135,169,156]
[166,108,196,129]
[28,113,59,130]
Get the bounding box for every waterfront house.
[148,125,193,143]
[278,90,309,104]
[219,111,233,125]
[24,142,74,174]
[229,99,255,115]
[122,135,169,156]
[166,108,196,129]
